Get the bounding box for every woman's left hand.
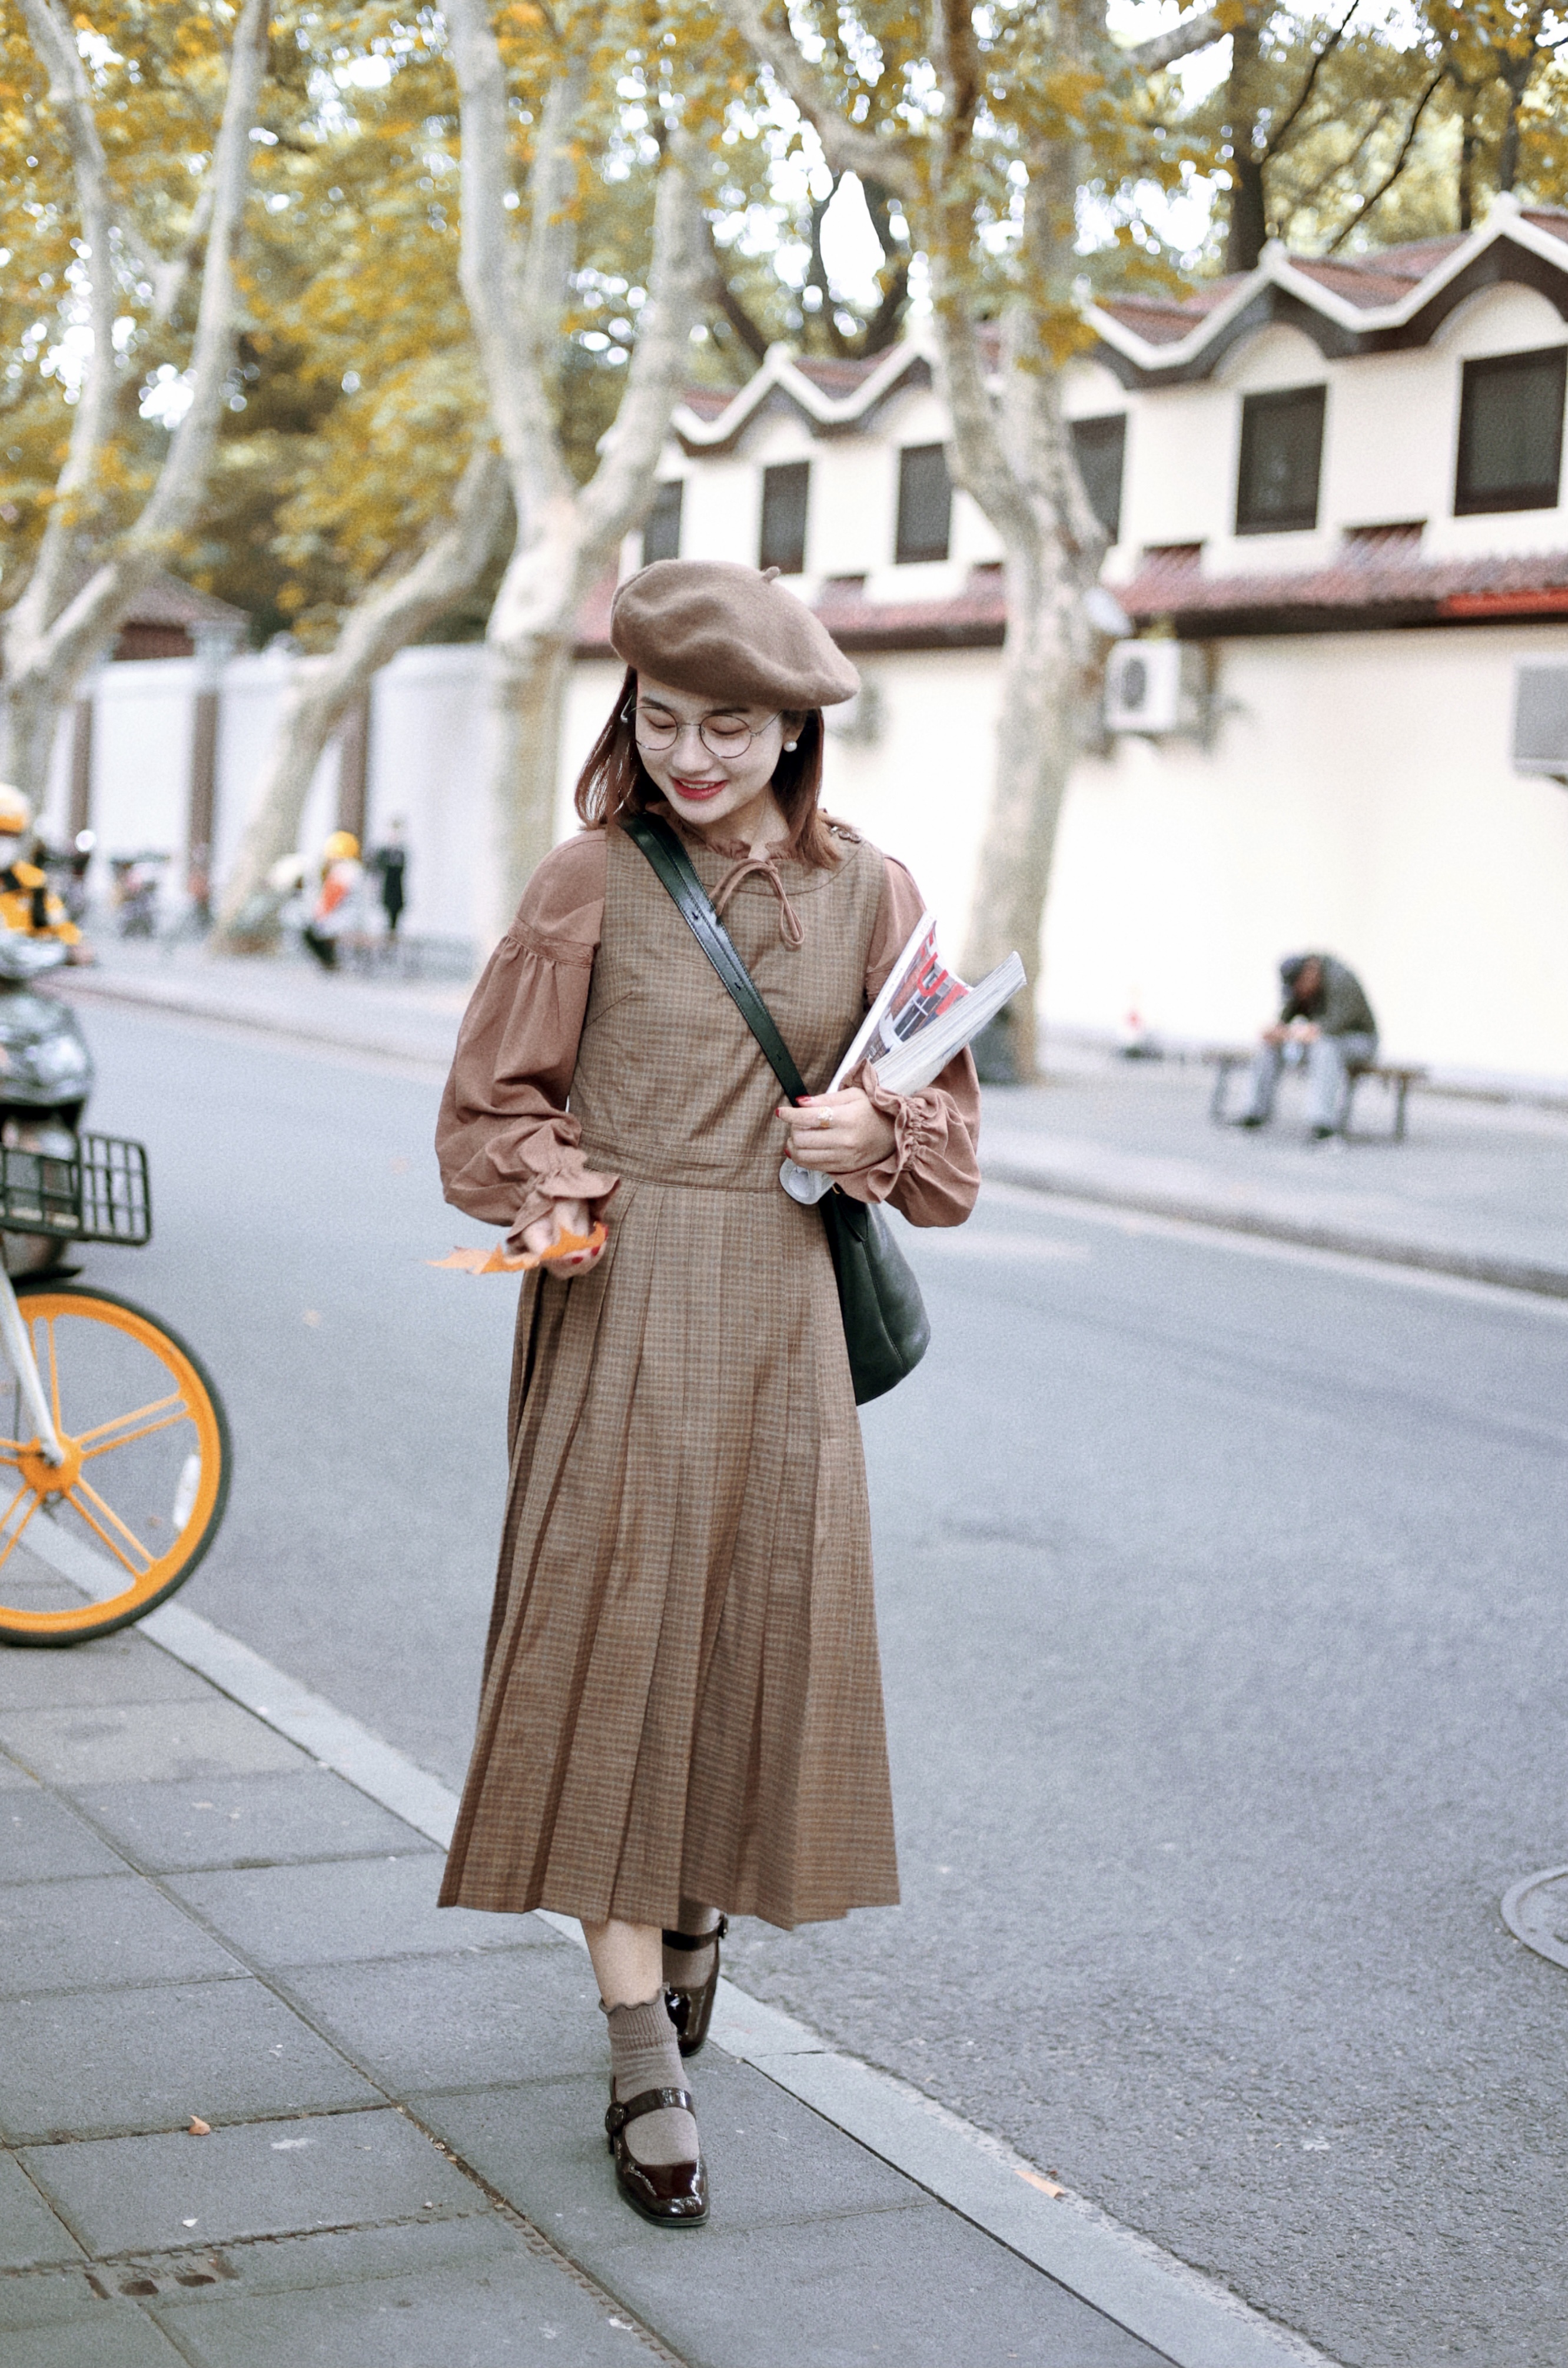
[777,1087,896,1174]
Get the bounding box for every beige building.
[52,202,1568,1084]
[566,197,1568,1086]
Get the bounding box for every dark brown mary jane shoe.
[606,2087,709,2226]
[663,1915,727,2058]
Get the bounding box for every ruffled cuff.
[505,1158,620,1250]
[833,1061,935,1203]
[835,1059,981,1226]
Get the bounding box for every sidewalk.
[0,1605,1336,2368]
[983,1054,1568,1296]
[57,944,1568,1296]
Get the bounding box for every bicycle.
[0,1134,229,1647]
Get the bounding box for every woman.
[436,560,981,2226]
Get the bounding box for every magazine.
[779,914,1026,1205]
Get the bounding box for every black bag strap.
[622,813,810,1105]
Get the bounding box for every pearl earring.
[784,739,798,750]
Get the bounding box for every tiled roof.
[1090,205,1568,383]
[577,547,1568,659]
[811,571,1006,651]
[576,563,620,655]
[1121,541,1568,630]
[124,572,246,628]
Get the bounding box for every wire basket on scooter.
[0,1134,152,1246]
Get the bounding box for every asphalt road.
[70,1000,1568,2368]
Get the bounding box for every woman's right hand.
[518,1198,606,1276]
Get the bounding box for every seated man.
[1235,952,1377,1140]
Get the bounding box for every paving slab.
[0,1637,212,1713]
[0,2309,188,2368]
[22,2107,481,2256]
[167,1855,527,1967]
[0,1875,241,1998]
[0,1979,380,2144]
[0,2151,82,2270]
[146,2241,662,2368]
[69,1771,439,1873]
[418,2055,925,2239]
[584,2190,1163,2368]
[145,2211,563,2301]
[0,1749,37,1787]
[0,1793,127,1887]
[283,1935,597,2095]
[0,2265,115,2333]
[0,1702,308,1787]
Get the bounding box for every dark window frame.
[1234,384,1327,536]
[895,443,954,564]
[642,479,683,565]
[1453,346,1567,517]
[759,459,810,574]
[1070,414,1127,543]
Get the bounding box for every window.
[1454,347,1567,516]
[759,461,810,574]
[1070,414,1127,542]
[895,443,952,563]
[1235,385,1326,534]
[642,480,683,564]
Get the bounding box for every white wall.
[566,623,1568,1081]
[1037,623,1568,1078]
[59,618,1568,1082]
[44,643,491,949]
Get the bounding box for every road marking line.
[138,1596,1341,2368]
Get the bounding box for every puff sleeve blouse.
[436,826,982,1241]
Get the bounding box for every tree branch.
[8,0,267,695]
[14,0,121,645]
[1260,0,1360,164]
[704,218,775,362]
[446,0,577,532]
[1323,65,1444,250]
[713,0,919,199]
[576,144,707,559]
[1124,8,1232,72]
[214,445,511,944]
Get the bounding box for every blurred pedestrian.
[1235,952,1378,1140]
[301,830,364,971]
[371,819,408,938]
[0,787,87,959]
[434,560,981,2230]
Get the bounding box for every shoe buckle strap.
[606,2085,695,2138]
[661,1916,728,1951]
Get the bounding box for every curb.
[134,1596,1340,2368]
[52,969,457,1071]
[981,1157,1568,1303]
[55,974,1566,1304]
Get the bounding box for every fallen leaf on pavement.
[1016,2168,1065,2198]
[187,2117,211,2136]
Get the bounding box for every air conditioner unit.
[1513,665,1568,782]
[1104,639,1208,737]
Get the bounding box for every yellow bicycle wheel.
[0,1285,229,1646]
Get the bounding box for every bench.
[1204,1047,1427,1141]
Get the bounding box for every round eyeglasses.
[624,700,779,762]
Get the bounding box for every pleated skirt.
[437,1173,900,1931]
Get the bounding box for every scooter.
[0,933,94,1276]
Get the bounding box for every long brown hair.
[573,666,839,868]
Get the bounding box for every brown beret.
[610,560,860,710]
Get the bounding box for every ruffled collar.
[655,804,805,947]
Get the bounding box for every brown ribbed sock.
[662,1898,722,1997]
[604,1992,698,2169]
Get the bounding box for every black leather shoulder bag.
[623,813,930,1406]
